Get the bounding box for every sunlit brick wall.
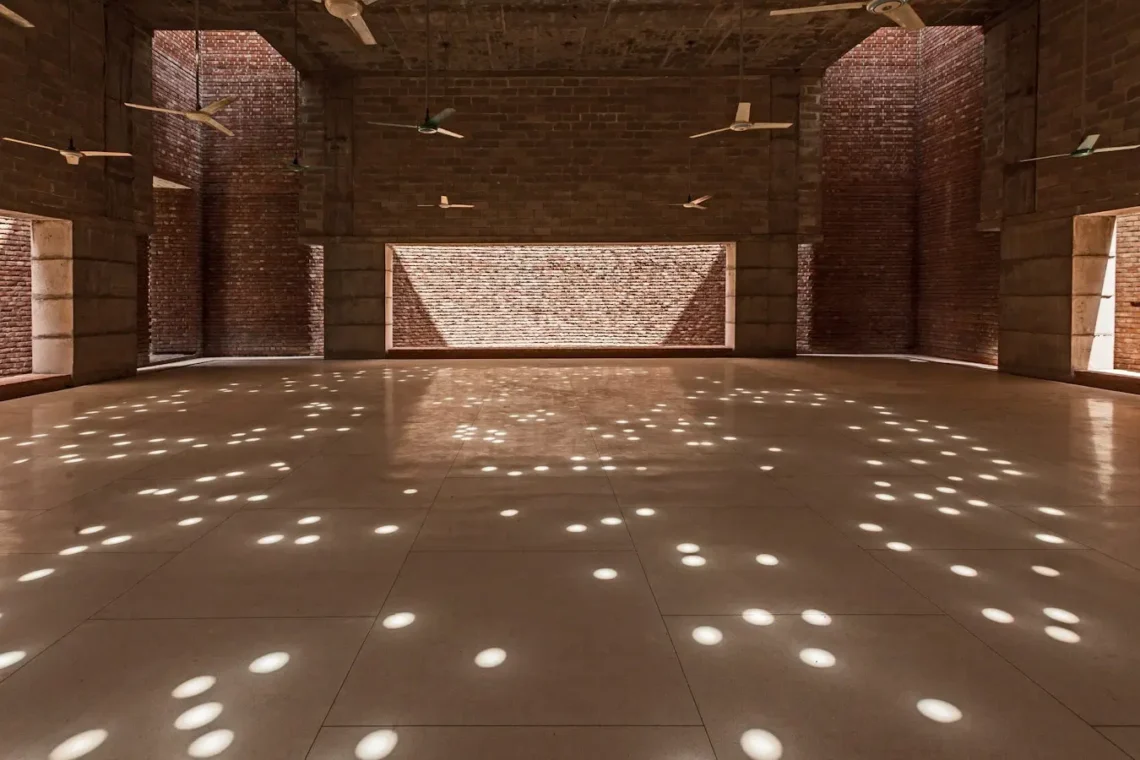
[1117,214,1140,371]
[390,244,728,348]
[0,216,32,376]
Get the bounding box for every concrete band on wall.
[387,243,731,350]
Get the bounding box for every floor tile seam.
[850,513,1111,736]
[307,388,474,750]
[602,456,718,758]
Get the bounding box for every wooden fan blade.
[883,2,924,30]
[747,122,795,130]
[693,195,712,204]
[449,204,475,208]
[200,115,235,137]
[1077,134,1101,152]
[440,196,449,206]
[1018,154,1071,163]
[1094,145,1140,153]
[2,136,59,152]
[80,151,132,158]
[735,102,751,123]
[200,96,237,115]
[416,204,436,207]
[0,3,34,27]
[345,15,377,45]
[369,121,418,129]
[429,107,456,125]
[690,127,732,139]
[770,2,866,16]
[435,127,465,139]
[125,102,187,116]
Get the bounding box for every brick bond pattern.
[391,244,727,348]
[915,27,1000,365]
[149,31,320,357]
[0,217,31,376]
[806,28,999,364]
[1117,215,1140,372]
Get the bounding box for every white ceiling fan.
[770,0,925,30]
[1020,134,1140,163]
[0,3,33,27]
[312,0,379,46]
[691,0,793,139]
[674,194,712,210]
[369,0,462,138]
[2,137,130,165]
[125,97,238,137]
[125,0,237,136]
[417,195,474,209]
[691,102,792,139]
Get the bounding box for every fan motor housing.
[323,0,363,19]
[867,0,907,13]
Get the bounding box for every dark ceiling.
[116,0,1012,74]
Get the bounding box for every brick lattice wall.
[814,30,920,353]
[915,27,1000,365]
[1117,214,1140,372]
[391,244,727,348]
[0,216,32,376]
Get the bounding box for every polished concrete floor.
[1,357,1140,759]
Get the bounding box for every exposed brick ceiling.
[119,0,1011,74]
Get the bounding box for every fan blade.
[369,121,418,129]
[1093,145,1140,153]
[0,3,34,27]
[1077,134,1101,152]
[429,107,456,126]
[734,102,751,123]
[2,136,60,152]
[416,204,436,207]
[747,122,795,130]
[689,126,732,139]
[199,96,237,115]
[1018,154,1072,163]
[80,151,132,158]
[883,2,925,30]
[199,115,235,137]
[125,102,188,116]
[693,204,708,210]
[448,204,475,208]
[435,127,465,139]
[770,2,866,16]
[345,15,377,45]
[692,195,712,204]
[440,196,449,206]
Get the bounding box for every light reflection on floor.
[0,358,1138,758]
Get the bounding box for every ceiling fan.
[2,137,130,165]
[125,0,237,136]
[691,0,793,139]
[674,194,712,210]
[369,0,463,138]
[312,0,378,46]
[417,195,474,209]
[0,3,33,27]
[1,0,130,165]
[770,0,925,30]
[1020,134,1140,163]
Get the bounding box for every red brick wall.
[915,27,1000,365]
[199,32,310,356]
[1116,214,1140,372]
[390,244,727,348]
[149,31,203,356]
[813,29,920,353]
[0,216,32,376]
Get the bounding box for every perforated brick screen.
[389,244,729,349]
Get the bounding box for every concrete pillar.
[1071,216,1116,371]
[70,221,139,384]
[998,217,1073,379]
[30,220,74,376]
[324,240,385,358]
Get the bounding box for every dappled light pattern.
[0,357,1136,759]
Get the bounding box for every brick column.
[71,221,140,383]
